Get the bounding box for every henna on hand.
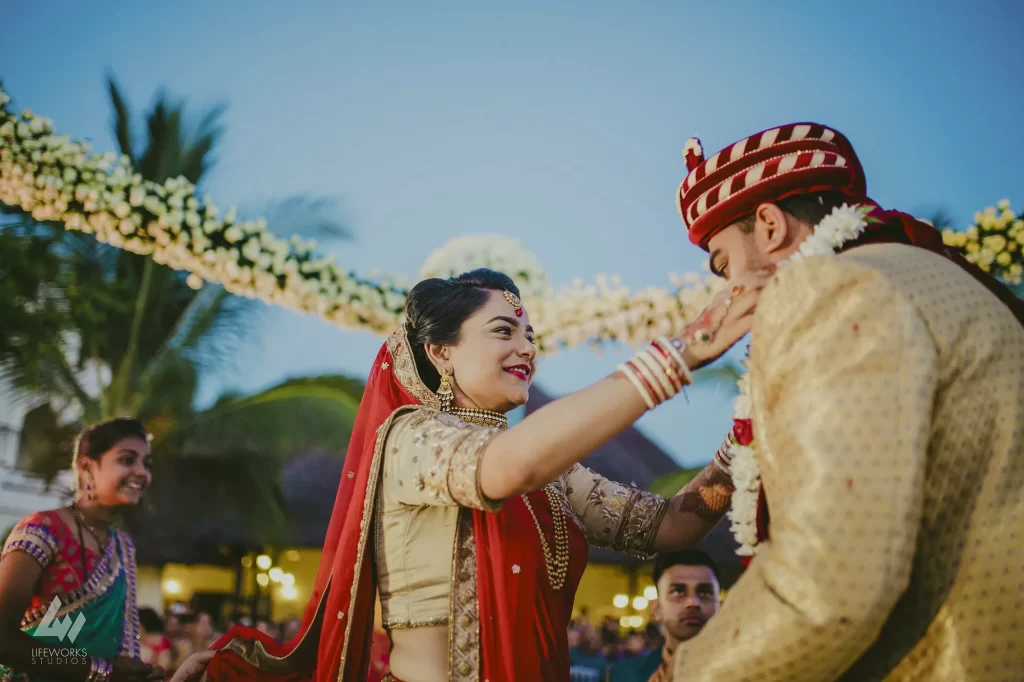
[681,293,729,347]
[673,462,735,521]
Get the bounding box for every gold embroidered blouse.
[376,406,668,630]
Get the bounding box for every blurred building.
[0,380,69,539]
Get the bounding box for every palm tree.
[0,76,361,538]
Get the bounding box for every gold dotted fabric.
[674,244,1024,681]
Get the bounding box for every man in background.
[609,549,721,682]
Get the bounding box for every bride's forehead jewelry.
[503,290,524,318]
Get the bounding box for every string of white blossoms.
[0,84,717,352]
[726,203,873,556]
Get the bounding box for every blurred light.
[256,573,270,587]
[612,594,629,609]
[632,596,649,610]
[269,568,284,583]
[241,556,252,568]
[280,585,298,600]
[629,615,644,628]
[285,550,301,562]
[643,586,658,601]
[256,555,272,570]
[281,573,296,587]
[164,580,181,594]
[619,616,631,628]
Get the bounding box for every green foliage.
[648,466,705,497]
[1,76,352,542]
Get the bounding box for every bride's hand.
[168,651,216,682]
[677,267,774,371]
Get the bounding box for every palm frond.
[257,195,352,243]
[158,375,364,458]
[179,103,226,183]
[106,74,135,164]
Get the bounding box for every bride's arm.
[651,459,734,551]
[479,271,768,503]
[559,436,734,557]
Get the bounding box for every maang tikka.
[437,367,454,412]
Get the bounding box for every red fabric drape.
[203,340,415,682]
[475,492,588,681]
[201,329,590,681]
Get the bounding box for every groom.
[671,123,1024,681]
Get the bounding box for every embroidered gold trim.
[448,510,481,682]
[118,532,141,658]
[616,490,670,558]
[383,615,450,630]
[387,325,439,409]
[3,523,59,568]
[338,407,404,680]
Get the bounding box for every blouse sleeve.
[2,511,60,570]
[382,407,505,512]
[563,464,669,557]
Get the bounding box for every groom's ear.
[753,203,792,255]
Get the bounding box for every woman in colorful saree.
[196,267,767,682]
[0,418,157,682]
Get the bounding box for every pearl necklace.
[521,485,570,590]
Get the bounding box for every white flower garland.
[0,84,717,353]
[726,203,873,556]
[419,233,551,300]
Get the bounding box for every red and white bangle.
[618,338,693,410]
[713,431,737,475]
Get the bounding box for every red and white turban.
[677,123,867,250]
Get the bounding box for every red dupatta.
[202,326,587,681]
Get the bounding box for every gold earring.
[437,368,454,412]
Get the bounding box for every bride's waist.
[389,626,448,682]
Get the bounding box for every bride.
[177,267,767,682]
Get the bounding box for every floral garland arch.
[0,85,1019,355]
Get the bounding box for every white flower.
[418,233,549,300]
[186,273,204,290]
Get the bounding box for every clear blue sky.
[3,0,1022,465]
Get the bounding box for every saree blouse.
[376,406,669,630]
[2,510,104,613]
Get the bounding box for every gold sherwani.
[674,243,1024,681]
